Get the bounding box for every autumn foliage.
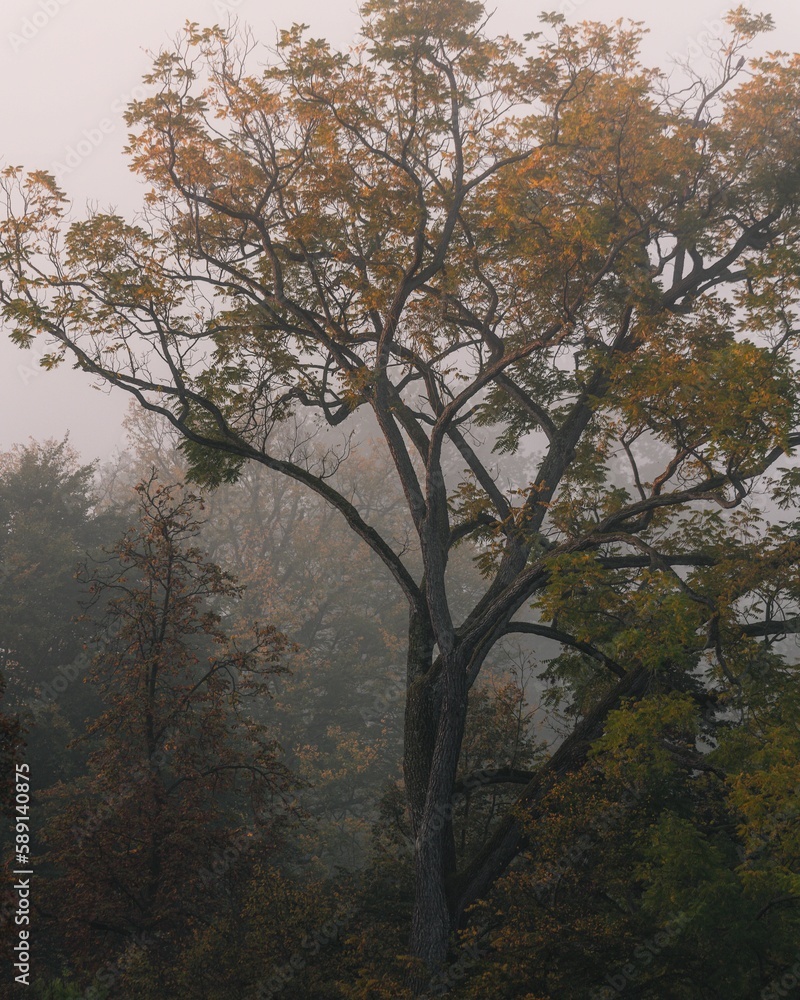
[1,0,800,995]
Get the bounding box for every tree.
[104,409,427,870]
[39,477,292,989]
[1,1,800,982]
[0,438,124,846]
[0,439,124,989]
[105,405,539,876]
[450,690,800,999]
[0,438,104,707]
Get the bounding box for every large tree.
[2,1,800,981]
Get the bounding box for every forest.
[1,1,800,997]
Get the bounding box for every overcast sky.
[2,0,799,463]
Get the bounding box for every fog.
[2,4,800,992]
[2,0,799,460]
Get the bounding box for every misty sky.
[2,0,799,463]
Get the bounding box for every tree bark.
[406,647,469,985]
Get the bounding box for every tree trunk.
[406,646,469,989]
[403,611,438,831]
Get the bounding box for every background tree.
[0,439,120,990]
[39,478,293,993]
[1,1,800,984]
[0,439,113,718]
[104,406,543,873]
